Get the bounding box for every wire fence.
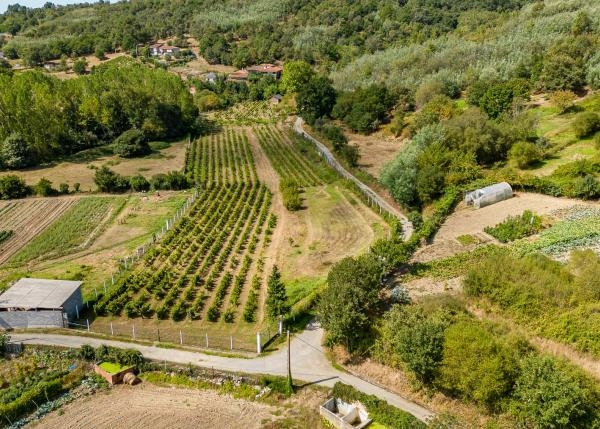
[66,318,281,354]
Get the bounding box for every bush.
[150,171,190,190]
[550,90,577,114]
[509,141,543,168]
[73,182,81,192]
[113,129,151,158]
[94,166,130,193]
[129,174,150,192]
[1,133,31,168]
[34,177,58,196]
[572,112,600,139]
[280,179,301,211]
[484,210,542,243]
[0,174,28,199]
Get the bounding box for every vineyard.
[210,101,290,125]
[0,197,78,265]
[94,128,278,328]
[8,197,124,266]
[184,128,257,185]
[253,125,336,186]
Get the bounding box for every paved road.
[10,327,434,422]
[293,117,413,239]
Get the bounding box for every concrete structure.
[149,43,180,57]
[320,398,372,429]
[464,182,513,209]
[247,63,283,79]
[0,278,83,329]
[94,362,135,385]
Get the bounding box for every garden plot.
[413,193,595,263]
[0,197,79,265]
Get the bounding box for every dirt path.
[246,128,286,323]
[34,384,276,429]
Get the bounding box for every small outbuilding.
[0,278,83,329]
[94,362,136,385]
[320,398,371,429]
[464,182,513,209]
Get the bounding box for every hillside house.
[247,63,283,79]
[149,43,180,57]
[229,69,249,81]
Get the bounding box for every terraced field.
[0,197,78,265]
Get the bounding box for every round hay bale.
[123,372,139,385]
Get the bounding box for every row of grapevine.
[254,125,324,187]
[185,128,257,185]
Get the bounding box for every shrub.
[509,141,543,168]
[280,179,301,211]
[129,174,150,192]
[73,182,81,192]
[572,112,600,139]
[484,210,543,243]
[550,90,577,114]
[94,166,130,193]
[0,174,28,199]
[1,133,31,168]
[150,171,190,190]
[34,177,57,196]
[113,129,151,158]
[59,183,69,194]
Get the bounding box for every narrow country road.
[293,117,413,239]
[9,326,434,423]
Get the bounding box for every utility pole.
[287,330,292,394]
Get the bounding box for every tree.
[0,175,28,199]
[550,90,577,114]
[541,54,586,91]
[571,11,593,36]
[318,254,383,351]
[58,183,69,194]
[296,76,336,125]
[281,61,315,94]
[113,129,151,158]
[509,141,543,168]
[1,133,31,169]
[94,47,106,60]
[265,266,289,320]
[72,58,87,75]
[510,355,596,428]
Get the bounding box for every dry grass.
[346,130,406,178]
[0,140,188,191]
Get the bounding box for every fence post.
[205,333,209,348]
[103,281,107,293]
[278,316,283,335]
[86,319,90,332]
[157,329,161,342]
[75,305,79,319]
[110,322,114,336]
[230,336,233,351]
[180,330,183,345]
[94,288,98,299]
[132,324,136,340]
[256,332,262,354]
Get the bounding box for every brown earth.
[346,130,406,178]
[0,196,80,265]
[31,384,278,429]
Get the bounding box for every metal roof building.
[0,278,83,319]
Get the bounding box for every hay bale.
[123,372,139,385]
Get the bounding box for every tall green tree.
[281,61,314,94]
[318,254,383,351]
[296,76,336,125]
[265,265,289,320]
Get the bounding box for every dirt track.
[33,384,276,429]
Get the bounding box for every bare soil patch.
[346,130,405,178]
[32,384,277,429]
[0,141,187,191]
[413,192,595,262]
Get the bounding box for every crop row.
[185,128,257,185]
[254,125,324,187]
[95,183,273,323]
